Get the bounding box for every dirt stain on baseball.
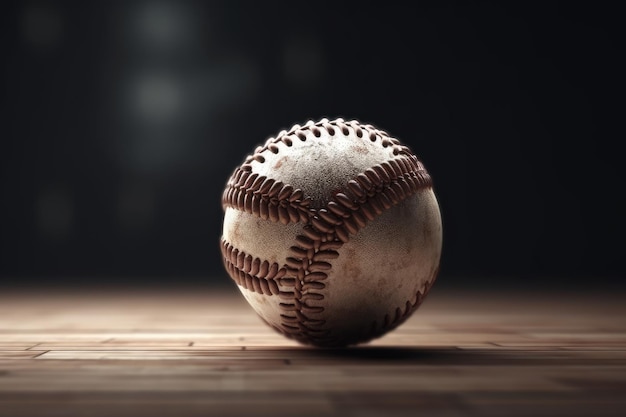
[350,143,368,155]
[273,156,287,170]
[343,247,362,280]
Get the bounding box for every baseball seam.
[221,240,287,296]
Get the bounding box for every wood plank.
[0,351,44,359]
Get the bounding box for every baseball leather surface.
[220,118,442,347]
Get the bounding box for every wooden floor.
[0,283,624,417]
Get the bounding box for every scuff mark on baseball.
[220,118,442,347]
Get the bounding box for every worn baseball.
[220,118,442,347]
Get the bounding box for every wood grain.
[0,284,624,416]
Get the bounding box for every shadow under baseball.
[293,346,600,366]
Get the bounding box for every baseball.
[220,118,442,347]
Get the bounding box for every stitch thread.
[220,240,287,296]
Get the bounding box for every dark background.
[1,1,623,290]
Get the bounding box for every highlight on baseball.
[220,117,442,347]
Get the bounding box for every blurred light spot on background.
[130,1,195,52]
[111,2,259,175]
[117,182,155,232]
[283,36,324,88]
[38,185,73,240]
[117,56,258,174]
[130,74,183,123]
[20,4,64,48]
[125,58,259,126]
